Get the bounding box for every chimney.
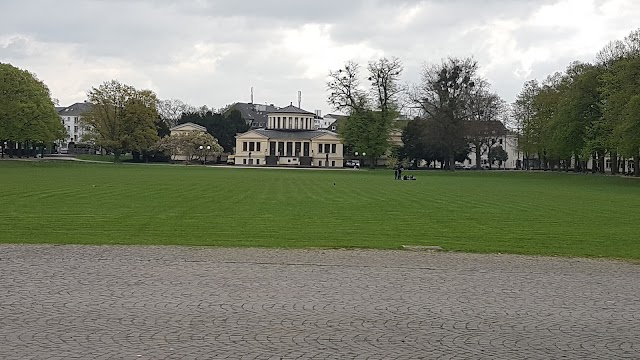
[298,91,302,108]
[315,110,322,117]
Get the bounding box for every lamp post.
[199,145,211,165]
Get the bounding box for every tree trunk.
[1,142,4,158]
[449,153,455,171]
[8,141,14,158]
[475,145,482,170]
[611,152,618,175]
[635,154,640,177]
[114,150,121,163]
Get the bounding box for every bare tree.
[327,61,367,115]
[157,99,193,127]
[367,57,405,115]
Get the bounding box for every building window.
[324,144,331,153]
[249,142,255,151]
[256,142,261,152]
[249,159,254,165]
[74,126,78,133]
[256,159,260,165]
[277,117,281,128]
[243,159,247,165]
[288,118,292,128]
[332,161,336,167]
[331,144,336,153]
[319,161,322,167]
[243,142,248,151]
[318,144,323,153]
[499,138,503,145]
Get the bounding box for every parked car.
[226,155,235,165]
[345,160,360,168]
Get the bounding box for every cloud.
[1,0,639,111]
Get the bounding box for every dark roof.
[269,104,315,116]
[58,102,92,116]
[326,113,347,120]
[251,129,338,140]
[227,102,278,128]
[55,106,65,112]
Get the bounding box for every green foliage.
[412,57,480,169]
[327,57,404,166]
[516,28,640,174]
[2,161,640,259]
[0,63,65,147]
[82,80,160,161]
[155,131,223,162]
[340,110,395,164]
[178,109,249,152]
[489,145,508,168]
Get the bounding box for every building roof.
[58,102,92,116]
[170,122,207,132]
[227,102,278,128]
[269,104,316,116]
[247,129,339,140]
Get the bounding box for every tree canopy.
[0,63,65,157]
[82,80,160,162]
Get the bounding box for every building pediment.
[311,132,341,141]
[236,130,270,139]
[170,122,207,132]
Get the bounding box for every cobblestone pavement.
[1,245,639,359]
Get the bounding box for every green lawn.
[75,154,133,162]
[1,160,639,259]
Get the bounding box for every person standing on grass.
[394,167,399,180]
[398,166,403,180]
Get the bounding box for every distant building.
[56,102,92,153]
[235,104,344,167]
[225,102,279,129]
[168,123,207,161]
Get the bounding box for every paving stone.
[0,245,639,359]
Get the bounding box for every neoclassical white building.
[235,105,344,167]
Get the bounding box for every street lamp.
[199,145,211,165]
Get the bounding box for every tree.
[400,117,469,168]
[157,99,193,128]
[465,85,507,169]
[177,109,249,153]
[155,131,223,163]
[82,80,160,162]
[512,80,540,169]
[327,57,404,167]
[411,57,479,170]
[489,145,508,169]
[0,63,65,158]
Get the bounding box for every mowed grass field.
[1,160,640,259]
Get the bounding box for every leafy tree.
[601,55,640,175]
[155,131,223,163]
[400,117,469,168]
[327,57,404,167]
[82,80,160,162]
[0,63,65,158]
[489,145,508,169]
[411,57,479,170]
[178,109,249,153]
[512,80,540,169]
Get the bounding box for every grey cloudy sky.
[1,0,639,115]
